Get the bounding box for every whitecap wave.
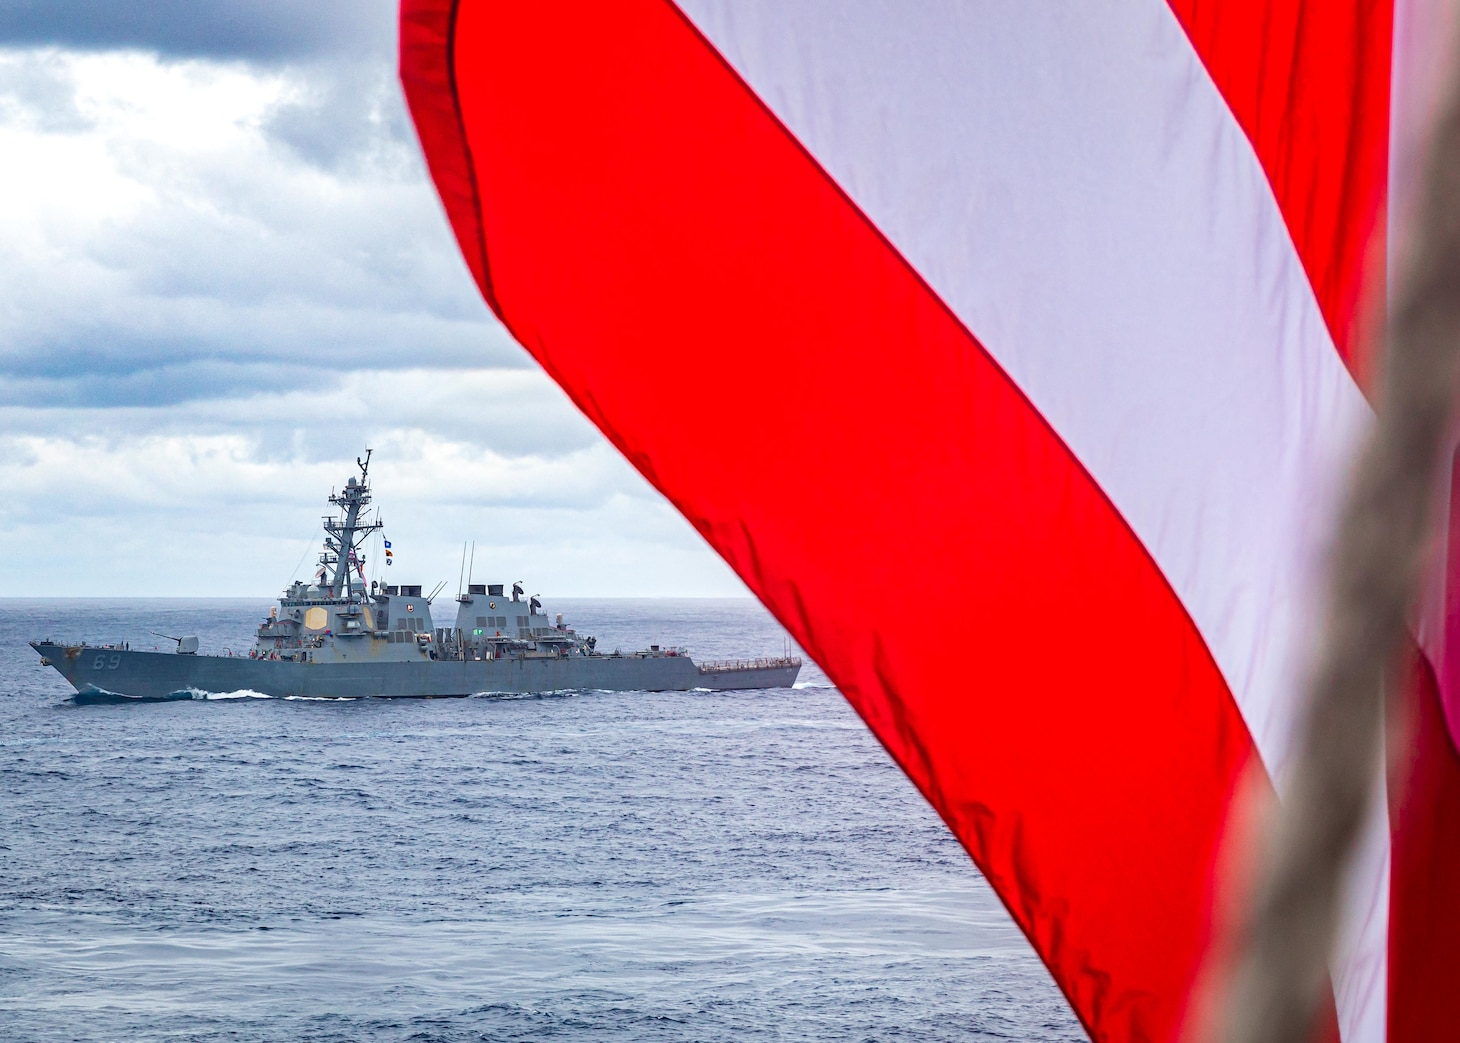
[188,688,272,700]
[469,689,583,700]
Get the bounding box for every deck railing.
[697,656,802,673]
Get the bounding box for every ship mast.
[320,449,383,600]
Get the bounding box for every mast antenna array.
[320,449,382,600]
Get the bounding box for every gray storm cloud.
[0,48,513,410]
[0,0,396,62]
[0,6,744,598]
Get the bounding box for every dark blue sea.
[0,598,1083,1042]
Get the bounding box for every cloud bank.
[0,1,394,62]
[0,10,746,597]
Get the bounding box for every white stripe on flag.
[676,2,1385,1038]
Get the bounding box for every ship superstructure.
[30,452,800,700]
[248,451,442,666]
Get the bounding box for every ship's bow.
[31,641,86,692]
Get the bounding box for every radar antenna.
[319,450,383,601]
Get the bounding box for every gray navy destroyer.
[31,452,801,701]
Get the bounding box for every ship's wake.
[192,689,359,701]
[468,689,585,701]
[74,686,278,704]
[72,688,190,705]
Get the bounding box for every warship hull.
[31,643,800,701]
[27,453,802,701]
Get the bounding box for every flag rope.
[1221,10,1460,1041]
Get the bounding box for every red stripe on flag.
[402,1,1268,1037]
[1389,646,1460,1042]
[399,0,493,305]
[1380,450,1460,1040]
[1165,0,1391,384]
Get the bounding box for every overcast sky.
[0,1,747,598]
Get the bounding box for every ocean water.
[0,598,1083,1042]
